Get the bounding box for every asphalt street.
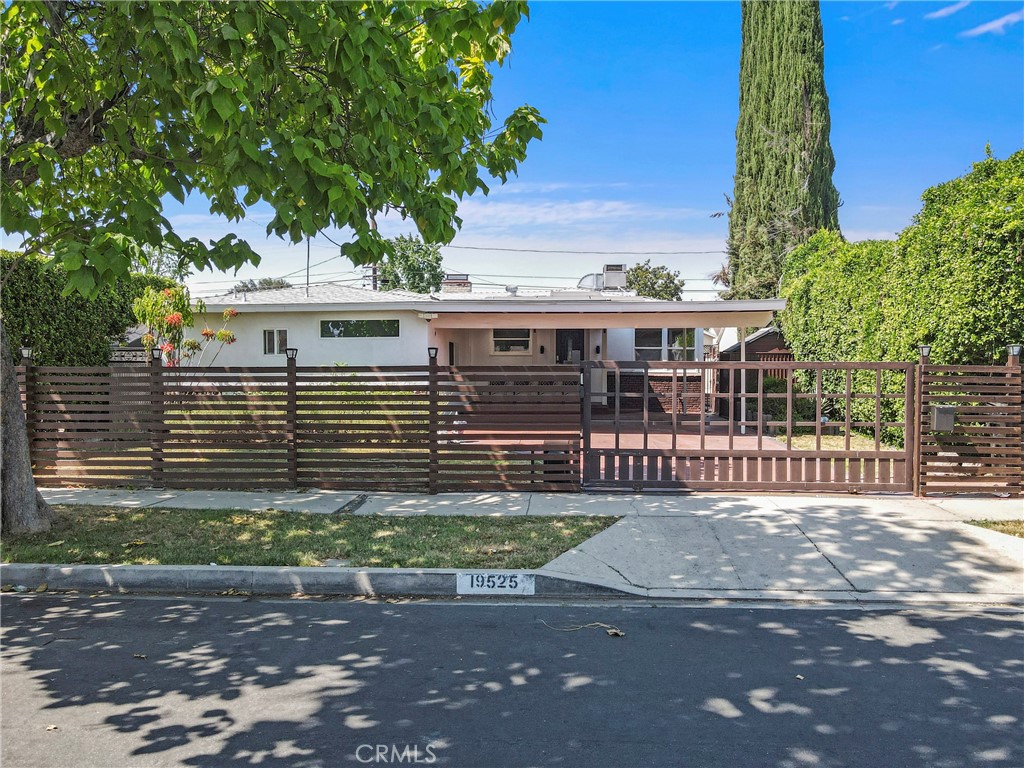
[1,595,1021,768]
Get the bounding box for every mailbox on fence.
[930,404,956,433]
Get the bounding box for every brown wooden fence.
[18,358,1023,496]
[584,361,916,493]
[916,362,1022,495]
[17,362,581,493]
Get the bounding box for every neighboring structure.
[188,266,785,372]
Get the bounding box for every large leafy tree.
[727,0,840,300]
[379,234,445,293]
[626,260,685,301]
[0,0,544,532]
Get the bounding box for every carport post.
[739,330,747,435]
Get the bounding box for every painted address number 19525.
[456,573,536,595]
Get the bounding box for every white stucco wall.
[184,311,707,367]
[184,310,430,367]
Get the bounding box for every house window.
[635,328,697,361]
[668,328,697,361]
[320,319,400,338]
[493,328,531,354]
[263,329,288,355]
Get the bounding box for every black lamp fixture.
[918,344,932,358]
[152,348,163,360]
[427,346,439,361]
[19,347,32,361]
[1008,343,1023,358]
[285,347,298,360]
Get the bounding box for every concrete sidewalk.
[37,488,1024,604]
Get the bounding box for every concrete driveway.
[541,494,1024,602]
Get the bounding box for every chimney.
[441,273,472,293]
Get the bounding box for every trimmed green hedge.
[1,252,176,365]
[781,150,1024,366]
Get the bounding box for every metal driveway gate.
[582,360,915,492]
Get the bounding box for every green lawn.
[966,520,1024,539]
[787,433,899,452]
[0,505,617,569]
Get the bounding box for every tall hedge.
[1,252,176,365]
[727,0,840,300]
[781,150,1024,366]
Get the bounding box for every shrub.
[780,150,1024,366]
[1,251,176,365]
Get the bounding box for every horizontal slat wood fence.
[916,363,1022,495]
[432,367,581,492]
[18,363,582,493]
[18,360,1022,496]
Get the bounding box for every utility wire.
[441,245,727,255]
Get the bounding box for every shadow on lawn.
[1,595,1022,767]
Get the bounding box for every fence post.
[581,361,593,487]
[905,362,917,495]
[427,350,439,494]
[1008,344,1022,496]
[20,348,36,469]
[912,348,930,497]
[286,349,298,489]
[150,351,164,488]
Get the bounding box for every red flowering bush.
[134,286,239,366]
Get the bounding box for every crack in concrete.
[704,519,746,589]
[525,494,533,516]
[592,554,643,590]
[782,511,859,591]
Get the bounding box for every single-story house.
[188,267,785,378]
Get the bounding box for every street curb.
[0,563,631,599]
[2,563,1021,606]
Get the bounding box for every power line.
[441,245,727,255]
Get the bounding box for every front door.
[555,329,585,364]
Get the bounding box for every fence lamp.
[19,347,32,361]
[152,348,162,360]
[427,346,439,362]
[918,344,931,359]
[285,347,298,360]
[1008,344,1023,358]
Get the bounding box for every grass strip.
[966,520,1024,539]
[1,505,618,569]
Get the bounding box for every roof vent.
[441,273,472,293]
[505,285,518,296]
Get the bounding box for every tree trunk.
[1,319,55,534]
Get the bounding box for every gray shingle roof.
[200,283,425,306]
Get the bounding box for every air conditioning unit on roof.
[603,264,627,289]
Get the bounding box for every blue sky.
[173,1,1024,297]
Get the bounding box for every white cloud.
[960,9,1024,37]
[924,1,971,20]
[453,198,709,230]
[885,1,900,10]
[892,18,906,26]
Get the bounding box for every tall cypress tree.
[727,0,840,300]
